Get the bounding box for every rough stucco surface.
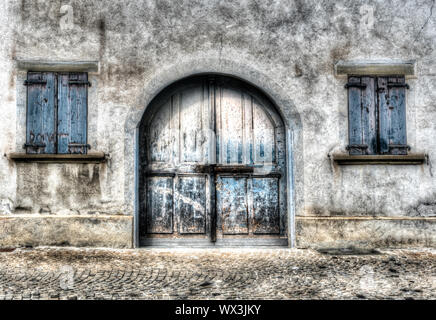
[0,215,132,248]
[296,218,436,248]
[0,0,435,247]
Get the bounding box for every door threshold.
[140,238,288,247]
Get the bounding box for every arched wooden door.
[139,76,287,246]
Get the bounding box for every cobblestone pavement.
[0,247,434,300]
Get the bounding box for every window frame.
[346,75,409,156]
[25,71,90,155]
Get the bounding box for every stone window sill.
[7,152,108,163]
[329,153,427,165]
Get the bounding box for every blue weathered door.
[140,76,287,246]
[214,77,286,243]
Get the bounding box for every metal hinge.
[24,142,46,148]
[68,143,91,154]
[387,83,409,89]
[345,82,367,89]
[346,144,368,151]
[388,144,411,151]
[24,142,46,153]
[24,80,47,86]
[68,80,92,87]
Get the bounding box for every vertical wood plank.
[179,86,204,163]
[253,99,275,163]
[243,93,253,164]
[218,86,244,164]
[348,76,364,155]
[149,99,172,163]
[361,77,377,154]
[378,77,390,154]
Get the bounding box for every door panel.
[217,177,249,235]
[252,177,280,234]
[176,176,207,234]
[146,176,174,234]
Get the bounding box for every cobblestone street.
[0,247,434,300]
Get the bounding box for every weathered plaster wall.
[0,0,16,214]
[0,0,435,247]
[0,215,132,247]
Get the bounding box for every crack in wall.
[413,0,435,43]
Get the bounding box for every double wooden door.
[139,76,287,246]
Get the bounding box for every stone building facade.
[0,0,435,248]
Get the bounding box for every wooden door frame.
[132,72,299,248]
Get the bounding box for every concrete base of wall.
[1,215,435,249]
[296,217,436,249]
[0,215,133,248]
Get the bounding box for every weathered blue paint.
[57,73,88,154]
[217,177,249,235]
[139,75,287,244]
[252,178,280,234]
[348,76,364,155]
[146,176,174,234]
[386,77,407,155]
[26,72,56,154]
[361,77,377,154]
[378,77,407,154]
[177,176,207,234]
[378,77,390,154]
[349,76,407,155]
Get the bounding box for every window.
[347,76,409,155]
[25,72,90,154]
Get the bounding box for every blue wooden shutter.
[378,77,407,155]
[347,76,377,155]
[57,73,88,154]
[26,72,56,154]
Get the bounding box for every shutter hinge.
[344,82,367,89]
[68,80,92,87]
[387,83,409,89]
[24,80,47,86]
[24,142,46,148]
[24,142,46,153]
[346,144,368,151]
[68,143,91,154]
[388,144,411,151]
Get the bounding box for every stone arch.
[124,58,303,247]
